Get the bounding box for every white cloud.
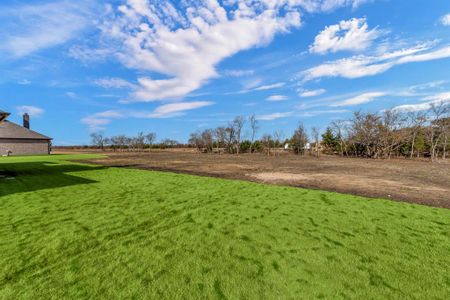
[142,101,214,118]
[235,82,286,94]
[440,14,450,26]
[94,78,135,89]
[0,1,94,58]
[81,110,124,132]
[299,109,349,117]
[330,92,385,106]
[68,47,113,62]
[424,92,450,102]
[254,82,286,91]
[267,95,288,101]
[408,80,447,92]
[299,89,326,97]
[258,112,293,121]
[293,0,372,12]
[241,78,264,90]
[310,18,381,54]
[16,106,45,117]
[98,1,302,102]
[92,1,367,102]
[392,92,450,112]
[222,69,254,77]
[18,79,31,85]
[391,102,434,113]
[301,43,450,81]
[82,101,213,130]
[66,92,77,98]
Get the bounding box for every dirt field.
[75,150,450,209]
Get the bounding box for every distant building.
[0,110,52,156]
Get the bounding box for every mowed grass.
[0,155,449,299]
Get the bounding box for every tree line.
[90,101,449,161]
[187,102,449,161]
[188,114,315,156]
[320,102,449,161]
[90,132,180,151]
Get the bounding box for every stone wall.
[0,139,50,156]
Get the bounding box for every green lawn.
[1,155,449,299]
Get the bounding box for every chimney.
[23,113,30,129]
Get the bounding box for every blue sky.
[0,0,449,145]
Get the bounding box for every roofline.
[0,120,52,140]
[0,137,52,140]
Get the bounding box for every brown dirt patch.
[68,150,450,209]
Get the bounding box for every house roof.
[0,120,52,140]
[0,110,10,122]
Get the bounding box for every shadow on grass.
[0,162,105,197]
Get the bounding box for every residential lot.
[1,154,449,299]
[82,150,450,208]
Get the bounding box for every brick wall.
[0,139,50,156]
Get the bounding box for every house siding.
[0,139,50,156]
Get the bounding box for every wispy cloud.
[299,89,326,97]
[254,82,286,91]
[392,92,450,112]
[441,14,450,26]
[301,43,450,82]
[310,18,382,54]
[141,101,214,118]
[298,109,349,117]
[16,105,45,117]
[82,101,213,131]
[301,0,373,12]
[238,82,286,94]
[266,95,288,101]
[0,1,94,58]
[330,92,386,106]
[18,79,31,85]
[222,69,254,77]
[94,78,135,89]
[257,112,293,121]
[81,110,124,132]
[66,92,77,99]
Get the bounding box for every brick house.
[0,110,52,156]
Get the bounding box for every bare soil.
[74,150,450,209]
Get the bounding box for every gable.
[0,120,51,140]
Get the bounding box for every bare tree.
[442,116,450,160]
[273,130,285,156]
[261,134,272,156]
[311,127,320,157]
[350,112,381,158]
[201,129,214,153]
[113,135,128,151]
[232,116,246,154]
[427,102,449,161]
[379,109,407,159]
[161,139,179,148]
[90,133,107,151]
[331,120,348,156]
[214,126,226,154]
[224,125,236,153]
[133,132,146,151]
[145,132,156,147]
[110,135,120,151]
[249,114,259,154]
[406,111,427,158]
[189,131,203,152]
